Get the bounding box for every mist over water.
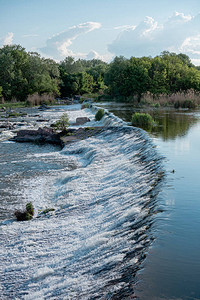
[0,105,163,299]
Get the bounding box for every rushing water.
[97,102,200,300]
[0,104,163,299]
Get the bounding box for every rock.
[10,127,62,145]
[75,117,90,125]
[36,119,49,122]
[38,104,50,110]
[0,122,14,129]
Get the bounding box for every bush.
[131,113,155,128]
[174,99,197,109]
[54,113,69,131]
[95,109,105,121]
[26,202,34,216]
[14,202,34,221]
[182,99,197,109]
[154,102,160,108]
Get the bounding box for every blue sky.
[0,0,200,64]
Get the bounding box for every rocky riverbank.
[10,126,104,147]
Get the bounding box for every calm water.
[97,102,200,299]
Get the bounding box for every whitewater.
[0,104,163,299]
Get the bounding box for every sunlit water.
[97,102,200,299]
[0,104,163,299]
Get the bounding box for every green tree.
[104,56,129,97]
[0,45,60,101]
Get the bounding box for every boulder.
[10,127,62,145]
[75,117,90,125]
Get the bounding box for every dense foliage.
[0,44,200,104]
[104,52,200,101]
[59,57,107,97]
[0,45,60,102]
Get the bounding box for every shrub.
[54,113,69,131]
[154,102,160,108]
[182,99,197,109]
[131,113,155,128]
[14,202,34,221]
[95,109,105,121]
[26,202,34,216]
[174,99,197,109]
[26,93,55,106]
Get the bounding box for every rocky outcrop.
[10,127,62,145]
[10,126,104,147]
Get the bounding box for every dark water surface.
[97,102,200,299]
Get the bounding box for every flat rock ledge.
[10,127,62,145]
[10,126,104,147]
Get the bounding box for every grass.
[42,208,55,214]
[0,102,27,109]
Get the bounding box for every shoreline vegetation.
[0,45,200,111]
[1,44,200,135]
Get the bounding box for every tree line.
[0,44,200,103]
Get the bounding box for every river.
[0,103,199,299]
[97,102,200,299]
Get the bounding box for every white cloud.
[114,25,136,31]
[108,12,200,61]
[40,22,101,59]
[191,58,200,66]
[85,50,113,62]
[141,16,158,37]
[22,34,39,38]
[179,35,200,56]
[3,32,14,45]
